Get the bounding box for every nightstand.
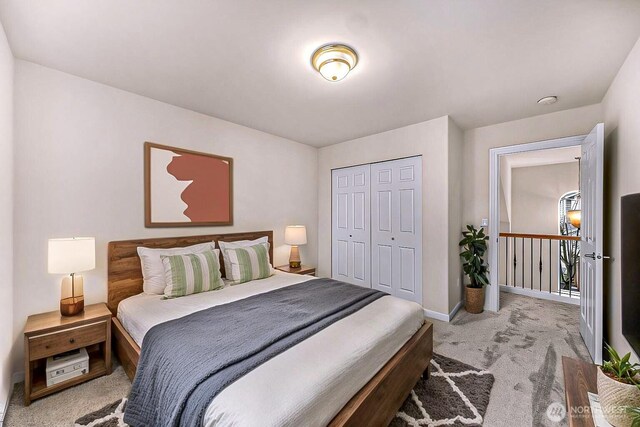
[23,303,112,405]
[275,265,316,276]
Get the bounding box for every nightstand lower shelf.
[29,347,107,401]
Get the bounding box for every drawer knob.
[69,338,75,344]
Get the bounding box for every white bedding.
[117,271,425,427]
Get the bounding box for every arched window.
[559,190,580,236]
[558,190,580,293]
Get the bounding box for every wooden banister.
[499,232,580,241]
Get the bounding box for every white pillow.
[219,237,273,279]
[138,242,216,294]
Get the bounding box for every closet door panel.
[399,246,416,292]
[371,157,422,303]
[371,164,394,293]
[331,165,371,287]
[376,245,393,291]
[335,239,349,279]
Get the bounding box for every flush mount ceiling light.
[311,44,358,82]
[537,95,558,105]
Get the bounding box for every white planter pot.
[597,367,640,427]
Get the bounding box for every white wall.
[602,36,640,360]
[318,115,460,316]
[511,162,579,234]
[0,19,13,422]
[11,61,319,372]
[463,104,603,229]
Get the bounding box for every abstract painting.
[144,142,233,227]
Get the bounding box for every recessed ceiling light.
[537,96,558,105]
[311,44,358,82]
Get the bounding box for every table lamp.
[285,225,307,268]
[48,237,96,316]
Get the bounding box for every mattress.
[117,271,425,427]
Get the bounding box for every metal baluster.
[558,241,562,296]
[549,239,552,293]
[530,238,533,290]
[505,237,509,287]
[513,237,517,287]
[522,238,524,288]
[569,237,573,298]
[539,239,543,291]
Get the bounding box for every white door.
[331,165,371,287]
[371,157,422,303]
[580,123,604,364]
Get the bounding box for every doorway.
[488,124,604,364]
[497,146,582,305]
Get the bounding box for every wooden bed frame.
[108,231,433,427]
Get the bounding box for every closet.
[331,156,422,304]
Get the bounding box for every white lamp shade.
[285,226,307,246]
[48,237,96,274]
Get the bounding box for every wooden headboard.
[107,230,274,315]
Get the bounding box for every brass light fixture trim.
[311,44,358,82]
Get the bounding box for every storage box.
[45,347,89,387]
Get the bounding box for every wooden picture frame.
[144,142,233,227]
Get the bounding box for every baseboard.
[0,393,7,427]
[448,299,463,321]
[423,309,449,322]
[500,285,580,305]
[0,375,15,427]
[424,300,463,322]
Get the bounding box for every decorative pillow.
[161,249,223,298]
[223,243,273,284]
[218,237,271,279]
[138,242,216,295]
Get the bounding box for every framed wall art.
[144,142,233,227]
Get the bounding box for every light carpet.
[433,292,590,426]
[5,292,588,426]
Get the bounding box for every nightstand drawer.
[28,320,107,361]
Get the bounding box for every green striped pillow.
[161,249,224,298]
[223,243,273,284]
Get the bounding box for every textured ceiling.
[1,1,639,146]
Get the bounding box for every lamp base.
[289,245,301,268]
[60,296,84,317]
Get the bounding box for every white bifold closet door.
[331,156,422,304]
[371,157,422,303]
[331,165,371,287]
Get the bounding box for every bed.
[108,231,433,426]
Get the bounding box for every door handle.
[584,253,611,260]
[391,237,395,241]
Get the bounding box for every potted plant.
[459,225,489,314]
[627,400,640,427]
[598,344,640,426]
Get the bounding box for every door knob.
[349,235,352,238]
[596,254,611,260]
[584,253,596,259]
[391,237,395,241]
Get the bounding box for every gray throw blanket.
[124,278,386,427]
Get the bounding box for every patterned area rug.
[392,353,494,427]
[75,398,127,427]
[75,354,493,427]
